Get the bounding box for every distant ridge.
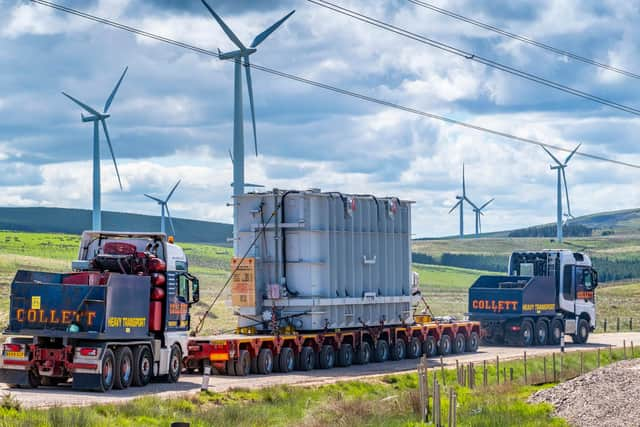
[0,207,231,244]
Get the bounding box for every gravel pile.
[529,359,640,427]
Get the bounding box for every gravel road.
[3,332,639,409]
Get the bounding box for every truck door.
[574,267,596,328]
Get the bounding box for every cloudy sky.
[2,0,640,237]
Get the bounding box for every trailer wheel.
[25,368,40,389]
[166,344,182,383]
[354,342,371,365]
[520,320,534,347]
[337,344,353,367]
[549,318,563,345]
[573,318,590,344]
[535,319,549,346]
[114,346,133,389]
[452,333,466,354]
[466,332,479,352]
[390,339,406,361]
[374,340,390,363]
[297,346,315,371]
[438,334,452,356]
[234,350,251,376]
[423,336,437,358]
[278,348,295,373]
[407,337,422,359]
[319,345,335,369]
[257,348,274,374]
[132,346,152,387]
[98,348,115,392]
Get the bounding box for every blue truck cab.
[468,250,597,346]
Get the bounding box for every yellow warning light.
[168,236,175,244]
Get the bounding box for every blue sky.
[1,0,640,237]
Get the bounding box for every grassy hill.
[0,207,231,244]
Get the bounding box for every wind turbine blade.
[165,179,181,202]
[62,92,101,117]
[104,66,128,113]
[448,200,462,214]
[200,0,245,49]
[561,167,572,217]
[101,120,123,191]
[564,143,582,164]
[228,149,234,163]
[244,58,258,156]
[144,194,164,203]
[165,204,176,236]
[541,145,563,166]
[480,198,495,210]
[463,196,478,209]
[250,10,295,48]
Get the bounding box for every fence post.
[630,318,633,331]
[523,351,527,384]
[509,367,514,382]
[617,317,620,332]
[417,356,428,423]
[496,355,500,385]
[503,367,506,383]
[456,360,460,385]
[553,352,557,382]
[483,360,487,387]
[440,356,446,386]
[604,318,607,333]
[469,362,474,389]
[448,387,453,427]
[434,379,441,427]
[597,348,600,368]
[543,357,547,383]
[452,390,457,427]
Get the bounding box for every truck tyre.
[438,334,452,356]
[574,318,590,344]
[520,320,534,347]
[423,336,437,357]
[166,344,182,383]
[535,319,549,346]
[390,339,406,361]
[297,346,315,371]
[235,350,251,376]
[354,342,372,365]
[407,337,422,359]
[549,318,563,345]
[25,368,40,389]
[374,340,390,362]
[114,346,133,389]
[98,348,115,392]
[319,345,335,369]
[452,333,466,354]
[225,360,236,376]
[132,346,152,387]
[278,348,295,373]
[337,344,353,367]
[257,348,274,374]
[466,332,479,352]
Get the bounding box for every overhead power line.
[406,0,640,81]
[28,0,640,169]
[307,0,640,117]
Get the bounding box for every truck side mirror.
[592,270,598,289]
[191,277,200,304]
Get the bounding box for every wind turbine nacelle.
[218,48,255,60]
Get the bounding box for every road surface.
[3,332,639,408]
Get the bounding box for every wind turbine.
[62,67,128,231]
[472,198,494,236]
[144,180,181,236]
[449,163,475,238]
[200,0,294,253]
[541,143,581,243]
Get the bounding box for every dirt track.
[2,332,639,409]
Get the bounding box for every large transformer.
[233,189,414,331]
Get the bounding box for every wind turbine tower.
[62,67,128,231]
[200,1,294,253]
[472,198,494,237]
[541,144,581,243]
[449,164,475,238]
[144,180,181,236]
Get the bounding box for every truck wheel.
[574,319,590,344]
[407,337,422,359]
[297,346,315,371]
[278,348,295,373]
[114,346,133,389]
[452,333,466,354]
[520,320,534,347]
[535,319,548,346]
[549,318,563,345]
[234,350,251,376]
[438,334,452,356]
[466,332,479,352]
[225,360,236,376]
[423,336,437,357]
[374,340,390,362]
[337,344,353,367]
[25,368,40,389]
[257,348,274,374]
[390,339,406,361]
[166,344,182,383]
[98,348,115,392]
[319,345,335,369]
[132,346,152,387]
[354,342,371,365]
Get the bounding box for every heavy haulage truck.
[0,189,479,391]
[467,250,598,346]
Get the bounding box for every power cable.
[307,0,640,117]
[28,0,640,169]
[405,0,640,81]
